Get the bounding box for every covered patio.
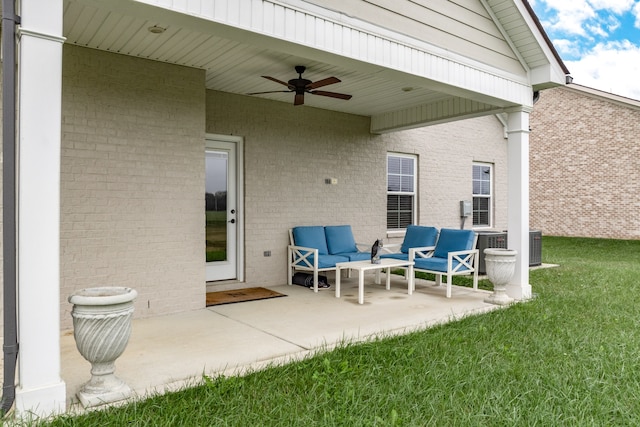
[2,0,569,418]
[61,275,498,412]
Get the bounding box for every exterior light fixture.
[148,25,166,34]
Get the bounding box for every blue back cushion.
[401,225,439,253]
[325,225,357,255]
[433,229,476,258]
[293,226,328,255]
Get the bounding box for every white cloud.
[634,2,640,28]
[552,39,583,57]
[588,0,635,14]
[566,40,640,100]
[546,0,635,16]
[533,0,640,100]
[536,0,634,37]
[548,3,596,36]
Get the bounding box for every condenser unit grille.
[476,232,507,274]
[530,230,542,266]
[476,230,543,273]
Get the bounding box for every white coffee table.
[335,258,414,304]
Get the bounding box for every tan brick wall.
[60,45,206,329]
[530,87,640,240]
[206,90,508,286]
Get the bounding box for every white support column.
[506,107,533,300]
[14,0,67,417]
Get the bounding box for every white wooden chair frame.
[287,229,364,292]
[407,235,479,298]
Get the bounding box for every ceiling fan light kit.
[247,65,352,106]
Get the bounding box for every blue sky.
[530,0,640,100]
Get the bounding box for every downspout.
[1,0,19,416]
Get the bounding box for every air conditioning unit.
[476,230,543,274]
[529,230,542,267]
[476,232,507,274]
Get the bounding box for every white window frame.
[387,153,417,231]
[472,162,493,228]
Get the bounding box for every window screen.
[387,155,416,229]
[472,163,492,226]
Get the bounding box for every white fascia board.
[511,0,568,88]
[530,64,567,90]
[564,83,640,110]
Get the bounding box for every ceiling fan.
[247,65,352,106]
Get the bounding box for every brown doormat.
[206,287,286,307]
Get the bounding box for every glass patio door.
[205,140,237,281]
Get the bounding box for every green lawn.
[34,236,640,426]
[206,210,227,262]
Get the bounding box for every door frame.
[205,133,244,282]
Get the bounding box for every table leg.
[358,270,365,304]
[408,264,414,295]
[374,269,381,285]
[385,268,391,290]
[335,266,341,298]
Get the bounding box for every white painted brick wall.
[60,46,206,330]
[206,91,508,287]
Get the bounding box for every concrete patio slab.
[60,274,499,411]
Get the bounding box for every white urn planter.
[483,248,517,306]
[68,286,137,407]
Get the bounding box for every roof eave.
[521,0,570,76]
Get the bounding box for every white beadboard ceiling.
[61,0,556,120]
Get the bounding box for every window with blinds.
[387,154,416,229]
[472,163,492,227]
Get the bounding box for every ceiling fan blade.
[261,75,293,88]
[294,93,305,106]
[310,90,352,100]
[306,76,340,90]
[246,90,292,95]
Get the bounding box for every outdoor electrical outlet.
[264,251,271,257]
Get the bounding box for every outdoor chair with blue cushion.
[381,225,439,261]
[288,225,369,292]
[408,228,479,298]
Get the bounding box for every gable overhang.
[62,0,566,134]
[517,0,570,90]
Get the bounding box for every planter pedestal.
[483,248,516,305]
[68,287,137,407]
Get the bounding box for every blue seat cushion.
[414,257,467,273]
[337,252,371,262]
[293,226,328,255]
[325,225,358,255]
[294,254,349,269]
[380,253,409,261]
[433,229,475,259]
[401,225,438,253]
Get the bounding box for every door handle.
[228,219,235,224]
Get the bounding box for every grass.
[206,210,227,262]
[33,236,640,426]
